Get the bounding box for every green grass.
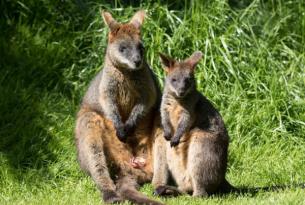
[0,0,305,204]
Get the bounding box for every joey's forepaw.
[170,137,180,147]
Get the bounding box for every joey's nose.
[133,54,142,67]
[178,91,185,97]
[176,89,187,98]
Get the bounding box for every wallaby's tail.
[117,176,165,205]
[218,178,238,194]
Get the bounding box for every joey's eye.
[119,45,127,53]
[171,78,177,83]
[138,43,144,49]
[185,78,191,84]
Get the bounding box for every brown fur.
[75,10,163,205]
[108,24,141,43]
[152,51,233,197]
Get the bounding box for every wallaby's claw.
[124,122,136,137]
[154,185,182,197]
[103,190,124,204]
[116,123,136,142]
[154,186,167,196]
[170,137,180,147]
[116,125,128,143]
[164,132,172,141]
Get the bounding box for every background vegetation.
[0,0,304,204]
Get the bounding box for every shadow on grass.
[0,36,63,182]
[0,83,57,171]
[0,0,88,182]
[217,183,305,197]
[156,181,305,198]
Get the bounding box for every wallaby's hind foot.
[192,188,208,197]
[117,176,165,205]
[154,185,183,197]
[102,190,124,204]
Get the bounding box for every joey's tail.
[218,178,237,193]
[117,176,165,205]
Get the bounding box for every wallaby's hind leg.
[152,131,182,197]
[76,111,123,203]
[154,185,183,197]
[152,128,169,189]
[116,175,164,205]
[188,131,227,197]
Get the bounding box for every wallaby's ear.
[130,10,146,29]
[101,10,118,31]
[185,51,203,70]
[159,53,176,73]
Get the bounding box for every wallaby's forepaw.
[154,185,182,197]
[124,122,136,137]
[115,125,128,143]
[170,137,180,147]
[116,123,136,143]
[163,131,172,141]
[103,190,124,204]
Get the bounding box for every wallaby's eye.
[138,43,144,50]
[119,45,127,53]
[185,78,191,85]
[138,43,144,55]
[171,78,177,83]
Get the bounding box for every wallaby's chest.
[116,79,139,121]
[166,141,192,188]
[166,101,185,131]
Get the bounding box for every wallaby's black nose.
[134,59,142,67]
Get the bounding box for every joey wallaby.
[75,10,164,205]
[152,51,234,197]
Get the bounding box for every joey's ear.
[130,10,146,29]
[159,53,176,73]
[101,10,118,31]
[185,51,203,69]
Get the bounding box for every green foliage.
[0,0,304,204]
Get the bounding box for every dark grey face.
[166,69,195,98]
[109,38,144,70]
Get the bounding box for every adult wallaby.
[75,10,163,205]
[152,51,233,197]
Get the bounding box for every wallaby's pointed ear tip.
[193,51,203,59]
[159,52,166,59]
[159,52,170,63]
[159,52,176,70]
[137,9,146,15]
[186,51,203,69]
[134,10,146,19]
[100,9,108,17]
[101,10,110,21]
[130,9,146,28]
[101,10,118,30]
